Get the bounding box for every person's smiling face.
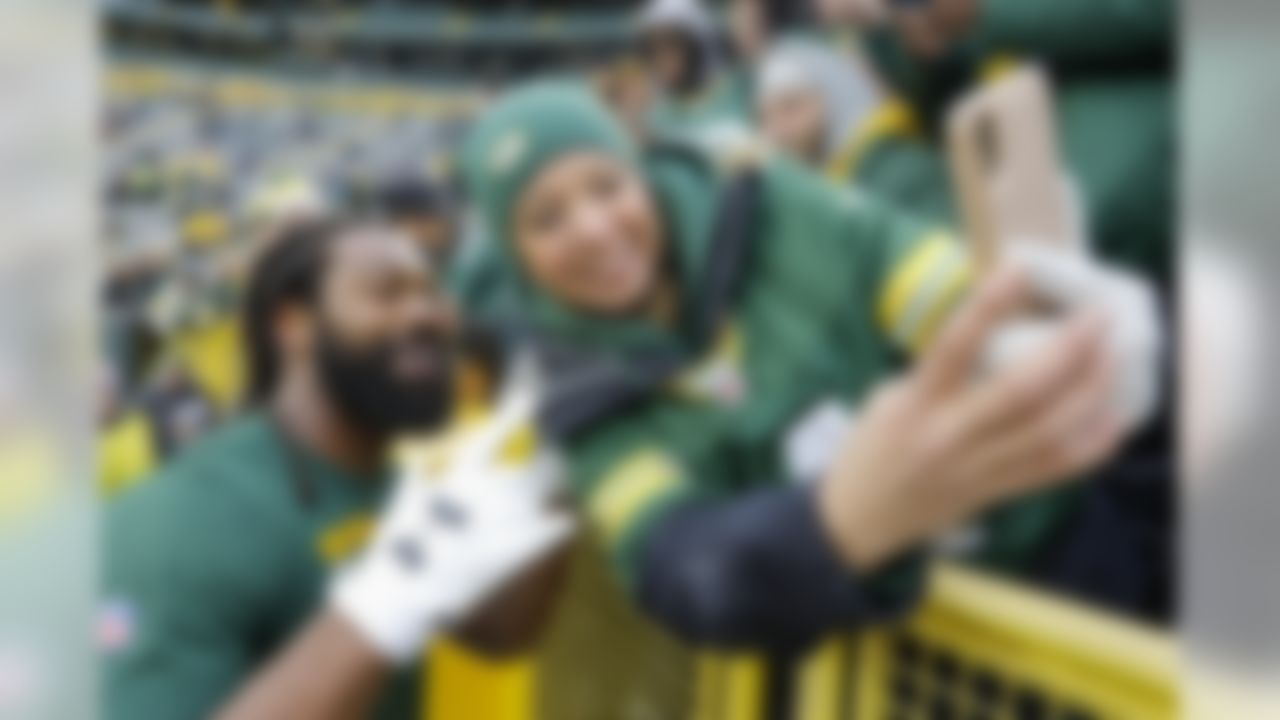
[309,226,460,432]
[512,152,664,317]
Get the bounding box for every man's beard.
[316,325,455,435]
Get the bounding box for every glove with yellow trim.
[330,364,573,664]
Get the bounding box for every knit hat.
[461,81,636,270]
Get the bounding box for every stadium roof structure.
[106,1,727,83]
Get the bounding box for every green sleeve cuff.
[607,485,705,592]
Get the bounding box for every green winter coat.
[102,413,422,720]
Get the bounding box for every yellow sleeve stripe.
[589,450,684,546]
[908,259,974,352]
[826,99,922,182]
[877,233,974,353]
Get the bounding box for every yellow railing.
[104,314,1177,720]
[691,563,1177,720]
[853,563,1177,719]
[427,642,536,720]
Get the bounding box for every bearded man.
[103,218,570,720]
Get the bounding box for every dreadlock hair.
[241,216,349,405]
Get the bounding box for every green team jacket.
[102,412,421,719]
[518,145,1072,599]
[647,71,755,155]
[831,0,1173,286]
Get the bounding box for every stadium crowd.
[99,0,1174,718]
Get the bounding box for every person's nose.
[570,204,618,252]
[406,290,459,335]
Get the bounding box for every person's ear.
[275,301,315,365]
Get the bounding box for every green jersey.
[102,412,421,719]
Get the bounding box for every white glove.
[330,367,574,664]
[982,243,1164,429]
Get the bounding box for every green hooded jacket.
[460,82,1086,613]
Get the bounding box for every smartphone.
[946,65,1073,269]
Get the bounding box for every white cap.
[757,39,884,157]
[638,0,714,39]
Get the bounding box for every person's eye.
[371,275,404,303]
[531,201,564,235]
[590,171,622,200]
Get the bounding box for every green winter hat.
[461,81,637,268]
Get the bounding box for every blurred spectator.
[811,0,888,29]
[98,361,160,499]
[594,54,657,142]
[818,0,1174,289]
[727,0,817,65]
[636,0,752,151]
[244,173,332,242]
[757,37,883,168]
[374,175,459,266]
[727,0,771,67]
[135,357,219,458]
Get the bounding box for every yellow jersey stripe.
[589,449,684,546]
[316,514,375,565]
